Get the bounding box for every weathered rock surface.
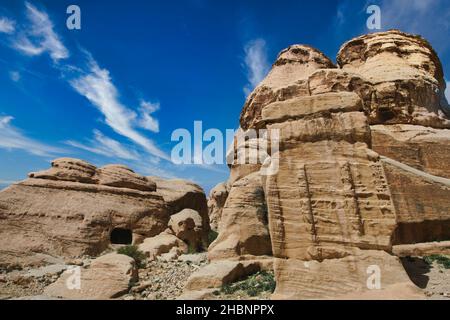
[138,232,188,261]
[210,30,450,300]
[240,45,335,129]
[208,172,272,261]
[207,182,229,232]
[372,124,450,179]
[272,249,424,299]
[0,177,166,266]
[149,177,210,243]
[44,253,137,299]
[184,260,262,291]
[0,159,210,269]
[168,209,204,250]
[393,241,450,257]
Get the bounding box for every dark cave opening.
[110,228,133,245]
[392,219,450,245]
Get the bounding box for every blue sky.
[0,0,450,193]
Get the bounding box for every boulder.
[168,209,204,250]
[184,261,247,291]
[150,177,210,242]
[44,253,137,299]
[138,232,188,261]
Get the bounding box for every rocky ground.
[124,254,208,300]
[1,253,448,300]
[401,257,450,300]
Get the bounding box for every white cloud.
[0,115,64,157]
[243,38,270,96]
[66,130,140,161]
[377,0,450,51]
[69,56,169,161]
[0,179,17,185]
[13,2,68,61]
[137,100,160,133]
[0,17,15,34]
[9,71,20,82]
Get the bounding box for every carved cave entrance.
[110,228,133,245]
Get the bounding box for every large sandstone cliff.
[206,30,450,299]
[0,158,210,269]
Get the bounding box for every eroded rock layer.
[0,158,209,268]
[210,30,450,299]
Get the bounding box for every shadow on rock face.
[400,257,431,289]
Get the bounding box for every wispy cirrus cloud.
[137,100,160,133]
[12,2,68,61]
[0,17,15,34]
[0,115,65,157]
[0,179,17,186]
[243,38,270,96]
[2,3,167,164]
[66,129,140,161]
[69,56,169,161]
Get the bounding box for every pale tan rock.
[262,91,363,124]
[138,232,188,261]
[176,289,216,300]
[381,159,450,244]
[207,182,229,232]
[337,30,450,128]
[44,253,137,300]
[226,129,270,185]
[372,124,450,179]
[96,164,156,191]
[159,246,185,262]
[392,241,450,257]
[272,249,424,300]
[184,261,246,290]
[225,30,450,299]
[150,177,210,241]
[0,169,167,266]
[208,172,272,261]
[29,158,96,183]
[168,209,204,250]
[240,45,335,129]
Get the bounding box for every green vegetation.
[424,255,450,269]
[216,271,276,297]
[207,230,218,246]
[116,245,146,268]
[187,243,198,254]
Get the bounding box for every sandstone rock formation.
[207,182,229,231]
[0,158,208,268]
[150,176,210,245]
[138,231,188,261]
[205,30,450,299]
[168,209,204,250]
[44,253,137,299]
[208,172,272,261]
